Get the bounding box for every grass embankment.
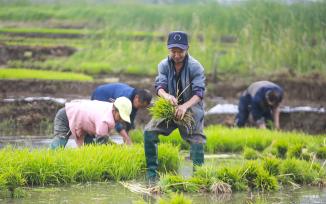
[0,68,93,81]
[0,0,325,77]
[0,144,179,198]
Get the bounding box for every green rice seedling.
[187,176,210,191]
[301,152,313,162]
[287,144,304,159]
[157,144,180,173]
[243,147,259,160]
[240,161,279,191]
[316,146,326,159]
[158,174,185,193]
[274,140,288,159]
[262,157,281,176]
[158,193,192,204]
[149,97,194,132]
[0,174,8,198]
[217,168,247,191]
[0,144,180,188]
[254,170,279,192]
[240,161,268,190]
[129,129,144,144]
[279,159,318,185]
[210,181,232,194]
[240,161,261,189]
[0,68,93,81]
[195,165,247,191]
[2,168,26,197]
[159,130,189,150]
[158,174,205,193]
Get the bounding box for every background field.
[0,0,325,79]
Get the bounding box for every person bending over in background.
[235,81,284,129]
[86,83,152,145]
[50,97,132,149]
[144,31,206,182]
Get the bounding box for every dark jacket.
[244,81,283,120]
[91,83,137,132]
[154,54,206,127]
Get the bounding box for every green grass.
[0,1,325,77]
[0,27,87,35]
[0,68,93,81]
[0,143,180,196]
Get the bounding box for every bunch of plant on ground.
[151,158,326,194]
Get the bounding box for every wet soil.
[0,74,325,136]
[0,44,76,65]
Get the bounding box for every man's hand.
[257,122,267,129]
[157,89,178,106]
[166,94,178,106]
[175,104,188,120]
[255,118,267,129]
[75,136,84,147]
[120,129,132,145]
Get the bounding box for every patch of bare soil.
[0,44,76,65]
[0,99,63,135]
[205,112,326,135]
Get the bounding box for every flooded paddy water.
[1,182,326,204]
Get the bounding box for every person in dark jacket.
[89,83,152,145]
[235,81,284,129]
[144,31,206,182]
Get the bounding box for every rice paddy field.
[1,125,325,203]
[0,0,325,79]
[1,0,326,203]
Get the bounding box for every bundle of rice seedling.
[149,97,194,131]
[210,181,232,194]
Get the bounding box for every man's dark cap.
[167,31,189,50]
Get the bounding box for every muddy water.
[1,165,325,204]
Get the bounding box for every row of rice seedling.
[151,157,326,194]
[0,143,180,197]
[0,27,87,35]
[0,68,93,81]
[0,36,86,48]
[130,125,325,156]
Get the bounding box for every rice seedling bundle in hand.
[149,97,194,131]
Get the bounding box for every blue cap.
[167,31,189,50]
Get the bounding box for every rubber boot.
[144,131,159,183]
[190,143,204,171]
[84,134,95,145]
[50,136,68,149]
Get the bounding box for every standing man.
[144,31,206,181]
[235,81,284,129]
[89,83,152,145]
